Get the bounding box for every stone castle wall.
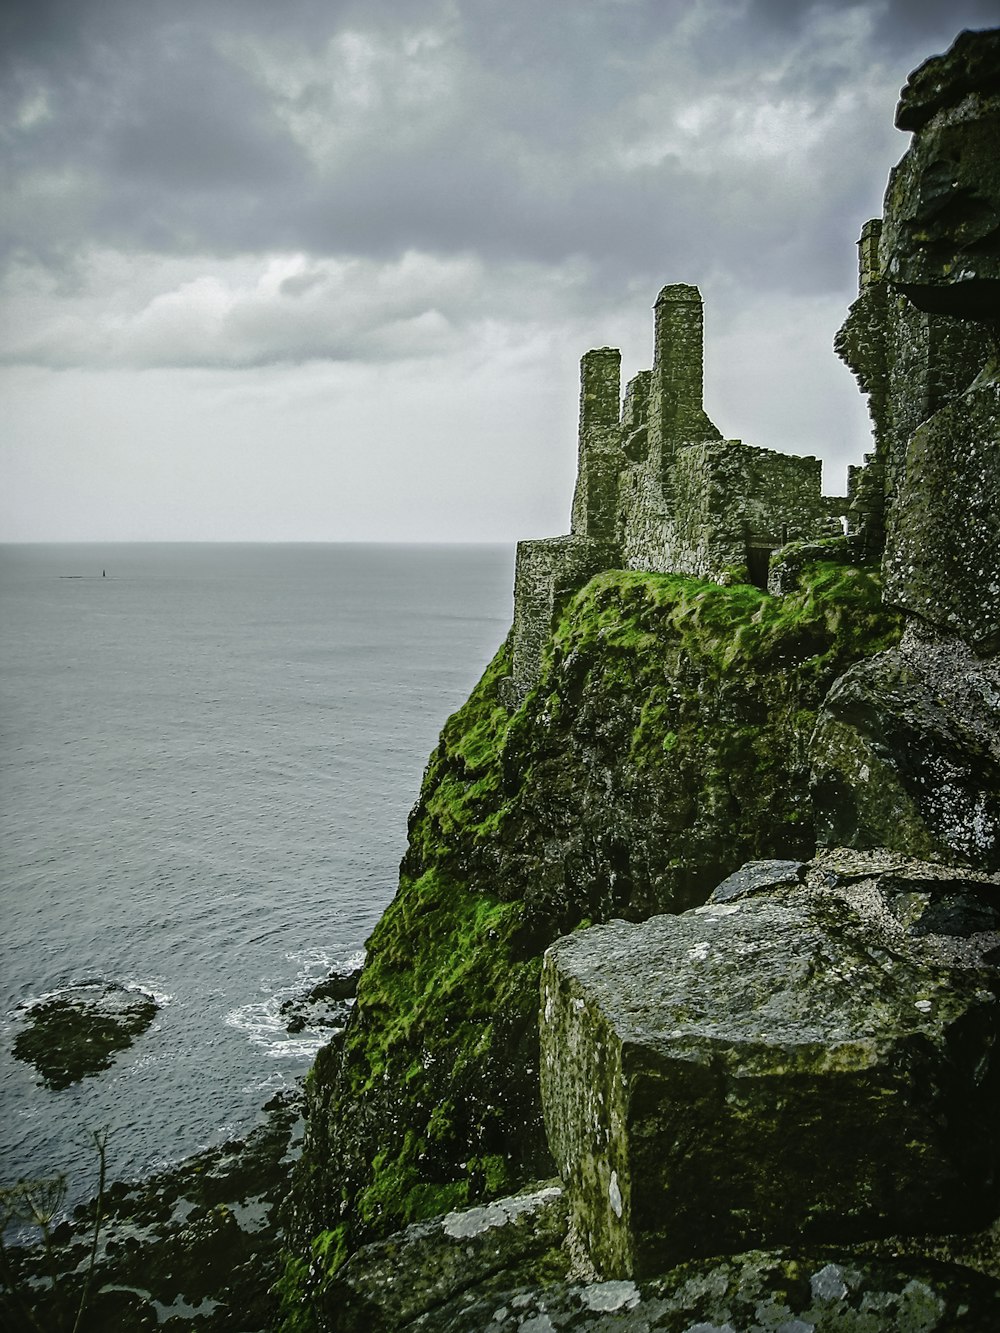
[504,285,845,700]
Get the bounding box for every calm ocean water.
[0,543,513,1205]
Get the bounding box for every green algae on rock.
[12,982,159,1090]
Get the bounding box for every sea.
[0,542,513,1210]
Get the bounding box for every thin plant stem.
[72,1128,108,1333]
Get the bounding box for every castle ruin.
[504,22,1000,705]
[502,284,848,703]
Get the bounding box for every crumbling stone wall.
[500,535,617,704]
[503,286,846,700]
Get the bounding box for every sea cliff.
[284,29,1000,1332]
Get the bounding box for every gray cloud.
[5,0,996,286]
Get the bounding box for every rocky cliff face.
[285,563,902,1315]
[284,28,1000,1333]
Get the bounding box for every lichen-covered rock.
[12,981,159,1089]
[883,28,1000,318]
[317,1184,568,1332]
[402,1251,1000,1331]
[810,625,1000,868]
[882,377,1000,650]
[540,852,1000,1279]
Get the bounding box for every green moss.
[535,562,901,775]
[405,639,517,870]
[274,1252,317,1333]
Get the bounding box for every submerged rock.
[12,981,159,1090]
[541,852,1000,1279]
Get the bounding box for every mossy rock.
[12,981,158,1090]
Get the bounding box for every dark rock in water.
[541,851,1000,1279]
[280,961,362,1034]
[305,963,362,1003]
[409,1248,1000,1331]
[12,981,159,1089]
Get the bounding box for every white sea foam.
[224,947,362,1058]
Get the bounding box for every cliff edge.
[283,29,1000,1332]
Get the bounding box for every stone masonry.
[502,285,846,702]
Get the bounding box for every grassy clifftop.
[284,559,902,1324]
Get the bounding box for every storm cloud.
[1,0,997,539]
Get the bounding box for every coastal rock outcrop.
[12,981,159,1090]
[290,560,901,1279]
[882,27,1000,320]
[810,624,1000,868]
[541,851,1000,1279]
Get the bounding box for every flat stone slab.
[541,853,1000,1278]
[322,1183,569,1332]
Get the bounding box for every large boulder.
[810,625,1000,869]
[540,851,1000,1280]
[882,28,1000,319]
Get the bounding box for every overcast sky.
[2,0,997,542]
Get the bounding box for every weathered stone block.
[811,626,1000,869]
[540,858,1000,1279]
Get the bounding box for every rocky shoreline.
[0,960,362,1331]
